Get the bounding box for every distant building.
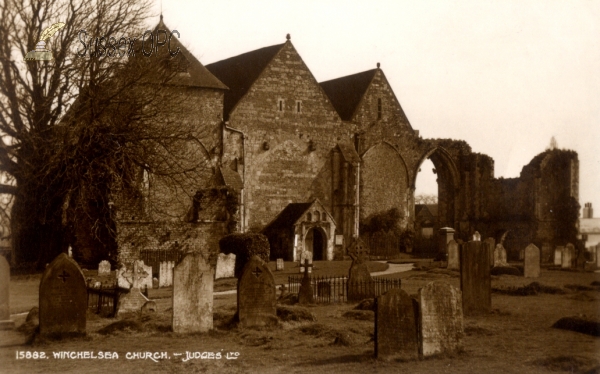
[580,203,600,247]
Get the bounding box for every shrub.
[219,233,270,278]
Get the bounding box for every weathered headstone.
[117,264,133,289]
[472,231,481,241]
[117,288,149,316]
[215,253,236,279]
[374,288,419,360]
[562,244,573,269]
[159,261,174,287]
[299,251,313,273]
[460,240,491,316]
[238,256,277,328]
[418,282,463,357]
[298,260,314,304]
[554,246,563,266]
[172,251,216,333]
[276,258,284,271]
[493,244,508,267]
[485,237,496,266]
[133,260,153,290]
[0,255,14,330]
[447,240,459,270]
[39,253,87,337]
[524,244,540,278]
[98,260,111,276]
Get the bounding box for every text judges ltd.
[77,29,180,58]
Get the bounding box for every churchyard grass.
[2,264,599,373]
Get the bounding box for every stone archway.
[304,227,326,261]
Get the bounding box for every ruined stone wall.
[226,41,354,230]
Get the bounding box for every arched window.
[306,212,312,222]
[314,211,320,221]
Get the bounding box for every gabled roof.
[415,204,439,217]
[206,43,285,119]
[262,199,335,233]
[337,142,361,165]
[153,17,228,90]
[319,69,377,121]
[212,165,244,191]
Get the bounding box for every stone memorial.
[418,282,463,357]
[493,244,508,267]
[374,288,419,360]
[159,261,175,287]
[438,227,455,260]
[98,260,111,276]
[133,260,153,290]
[117,288,149,316]
[172,251,216,333]
[215,253,235,279]
[0,255,14,330]
[460,240,491,316]
[276,258,284,271]
[562,244,573,269]
[524,244,540,278]
[472,231,481,241]
[238,255,277,328]
[554,246,563,266]
[447,240,459,270]
[485,237,496,266]
[39,253,87,337]
[299,251,313,273]
[298,260,314,304]
[347,238,374,302]
[117,264,133,289]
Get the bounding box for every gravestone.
[215,253,236,279]
[117,288,149,316]
[562,244,573,268]
[299,251,313,273]
[39,253,87,337]
[98,260,111,276]
[524,244,540,278]
[0,255,14,330]
[374,288,419,360]
[472,231,481,241]
[172,251,216,333]
[238,256,277,328]
[347,238,374,302]
[133,260,153,290]
[485,237,496,266]
[493,244,508,267]
[159,261,175,287]
[117,264,133,289]
[419,282,463,357]
[276,258,284,271]
[447,240,459,270]
[541,243,552,264]
[298,259,314,304]
[460,240,491,316]
[554,246,563,266]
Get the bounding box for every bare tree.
[414,194,438,205]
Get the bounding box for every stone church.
[115,17,580,265]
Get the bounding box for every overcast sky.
[152,0,600,214]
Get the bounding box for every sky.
[151,0,600,214]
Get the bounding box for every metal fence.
[363,232,401,260]
[139,249,184,277]
[86,281,121,317]
[288,275,401,303]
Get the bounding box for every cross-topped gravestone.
[460,240,491,316]
[238,255,277,328]
[172,251,216,333]
[0,255,14,330]
[524,244,540,278]
[117,264,133,289]
[419,282,464,357]
[98,260,111,276]
[298,259,314,304]
[348,237,369,262]
[299,251,313,273]
[132,260,153,290]
[39,253,87,337]
[347,238,374,302]
[374,288,418,360]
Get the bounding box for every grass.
[3,265,600,373]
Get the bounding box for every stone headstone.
[298,260,314,304]
[215,253,236,279]
[238,255,277,328]
[117,288,149,316]
[39,253,87,337]
[562,244,573,269]
[276,258,284,271]
[299,251,313,273]
[447,240,459,270]
[485,237,496,266]
[0,255,14,330]
[554,246,563,266]
[419,282,463,357]
[460,240,491,316]
[133,260,153,290]
[159,261,175,287]
[98,260,111,276]
[117,265,133,289]
[374,288,418,360]
[493,244,508,267]
[172,251,216,333]
[347,237,374,302]
[472,231,481,241]
[524,244,540,278]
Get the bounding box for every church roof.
[212,165,244,191]
[319,69,377,121]
[206,43,285,119]
[415,204,438,217]
[153,17,228,90]
[262,202,313,233]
